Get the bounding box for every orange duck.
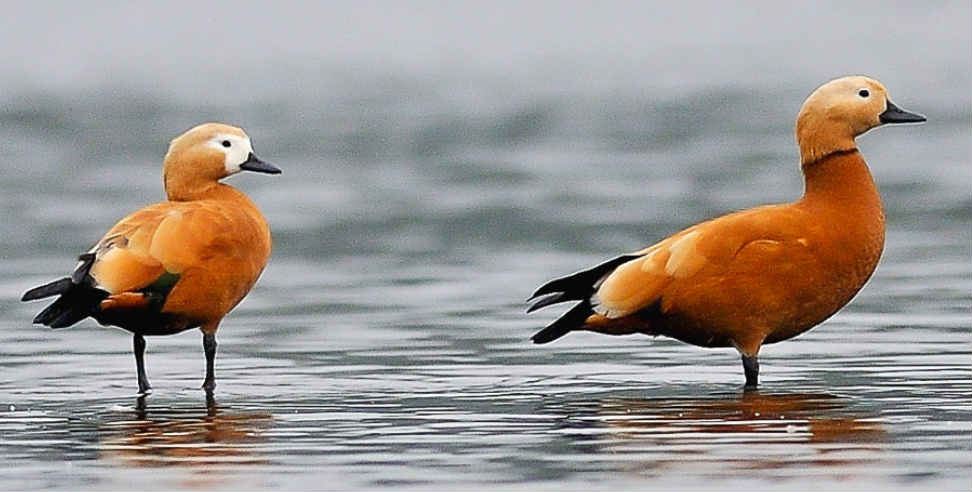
[22,123,280,394]
[528,76,925,388]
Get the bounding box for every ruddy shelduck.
[527,76,925,388]
[22,123,280,394]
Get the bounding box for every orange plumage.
[528,76,925,388]
[22,122,280,394]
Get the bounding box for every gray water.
[1,2,970,490]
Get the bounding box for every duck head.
[796,76,925,165]
[163,123,281,201]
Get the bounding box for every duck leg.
[742,354,759,390]
[133,334,152,394]
[201,331,217,391]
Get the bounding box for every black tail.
[527,254,641,344]
[531,301,595,344]
[22,278,74,302]
[526,254,640,313]
[22,253,109,329]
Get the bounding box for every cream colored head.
[796,76,925,165]
[163,123,280,201]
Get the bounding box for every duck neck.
[799,149,886,294]
[800,150,884,219]
[165,169,216,201]
[165,179,249,205]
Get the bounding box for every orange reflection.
[99,395,272,471]
[572,391,886,477]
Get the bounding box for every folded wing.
[530,205,812,342]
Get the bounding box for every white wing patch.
[590,251,667,318]
[588,230,709,319]
[590,295,628,319]
[638,244,664,271]
[665,230,703,278]
[148,210,187,273]
[590,255,645,318]
[75,236,126,290]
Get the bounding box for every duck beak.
[239,153,282,174]
[880,100,926,124]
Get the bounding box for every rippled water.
[1,3,970,490]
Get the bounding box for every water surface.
[0,2,970,490]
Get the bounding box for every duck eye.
[858,89,870,98]
[221,140,231,148]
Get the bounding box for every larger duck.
[528,76,925,388]
[22,123,280,394]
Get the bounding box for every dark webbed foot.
[742,354,759,389]
[133,334,152,394]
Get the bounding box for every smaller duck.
[528,76,925,388]
[22,123,280,395]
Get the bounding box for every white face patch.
[206,133,254,175]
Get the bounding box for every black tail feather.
[526,292,571,313]
[531,301,594,344]
[24,251,108,329]
[26,253,108,329]
[528,254,641,302]
[71,253,96,284]
[527,254,640,314]
[31,283,109,328]
[528,254,642,343]
[21,278,73,301]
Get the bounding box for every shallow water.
[1,3,971,490]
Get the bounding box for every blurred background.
[0,1,969,491]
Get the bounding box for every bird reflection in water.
[99,391,272,472]
[551,391,886,477]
